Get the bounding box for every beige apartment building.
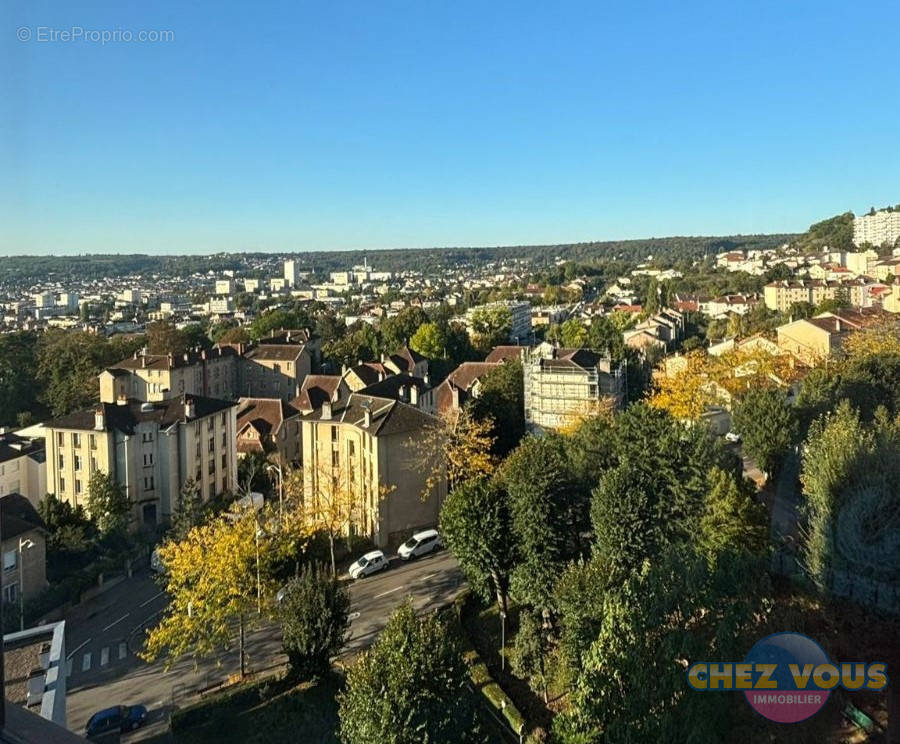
[300,394,446,549]
[763,278,884,312]
[0,433,46,507]
[239,342,311,400]
[776,309,889,365]
[99,347,239,403]
[44,395,237,528]
[0,494,48,604]
[236,397,301,465]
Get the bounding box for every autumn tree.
[86,471,131,535]
[409,321,448,361]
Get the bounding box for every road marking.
[67,639,91,660]
[100,647,109,666]
[421,573,437,581]
[82,653,91,672]
[140,590,165,608]
[66,658,72,677]
[103,613,129,632]
[348,611,361,621]
[118,642,127,660]
[373,586,403,599]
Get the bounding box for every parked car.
[725,431,742,443]
[349,550,389,579]
[85,705,148,740]
[398,529,442,561]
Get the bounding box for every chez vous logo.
[687,632,888,723]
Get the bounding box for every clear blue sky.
[2,1,899,255]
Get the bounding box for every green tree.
[338,602,483,744]
[0,332,40,426]
[86,471,131,535]
[380,307,429,352]
[470,360,524,456]
[409,321,448,361]
[171,478,204,541]
[146,320,189,355]
[644,276,660,315]
[323,323,380,368]
[731,388,798,476]
[697,467,767,562]
[502,435,587,610]
[559,318,588,348]
[278,564,350,681]
[469,305,512,351]
[510,610,550,703]
[36,330,111,416]
[439,477,516,618]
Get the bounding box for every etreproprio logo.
[687,632,888,723]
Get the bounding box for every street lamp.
[255,522,266,615]
[18,538,35,632]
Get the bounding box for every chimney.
[364,408,372,428]
[410,385,419,406]
[183,352,190,363]
[116,394,127,406]
[201,349,207,360]
[451,385,461,409]
[423,374,430,386]
[184,397,196,419]
[94,406,105,430]
[399,384,407,401]
[321,400,332,420]
[167,352,174,367]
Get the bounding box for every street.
[64,549,463,740]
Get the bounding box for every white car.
[349,550,389,579]
[398,529,442,561]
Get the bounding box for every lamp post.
[254,518,267,615]
[18,538,35,632]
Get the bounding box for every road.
[63,549,463,740]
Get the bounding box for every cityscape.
[3,3,900,744]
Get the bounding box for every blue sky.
[2,1,899,255]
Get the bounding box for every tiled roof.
[236,397,299,440]
[0,493,47,541]
[303,393,437,437]
[112,346,238,371]
[293,375,344,412]
[0,433,44,465]
[244,344,306,362]
[47,395,235,433]
[485,346,525,363]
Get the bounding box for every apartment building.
[284,260,299,287]
[99,347,239,403]
[524,346,626,431]
[236,397,301,464]
[763,278,885,312]
[433,362,502,415]
[844,249,879,276]
[300,394,446,549]
[240,341,311,400]
[44,394,238,528]
[853,208,900,247]
[0,494,48,605]
[467,300,532,343]
[776,309,889,364]
[215,279,235,295]
[0,433,46,507]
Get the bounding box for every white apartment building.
[284,260,299,287]
[854,209,900,248]
[215,279,235,295]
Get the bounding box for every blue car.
[85,704,148,739]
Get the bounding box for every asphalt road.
[63,549,463,740]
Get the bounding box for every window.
[59,476,66,492]
[195,465,202,482]
[221,453,227,470]
[144,476,155,491]
[208,459,215,475]
[196,440,201,459]
[331,450,339,467]
[142,432,154,443]
[222,476,227,494]
[273,363,281,374]
[90,457,97,473]
[220,412,226,425]
[209,482,215,500]
[331,426,338,442]
[221,431,226,447]
[74,455,83,471]
[3,583,17,604]
[73,433,82,448]
[3,550,16,571]
[348,441,355,456]
[143,453,154,466]
[57,454,64,470]
[208,437,215,453]
[89,434,97,450]
[57,432,64,447]
[75,479,82,494]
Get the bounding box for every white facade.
[215,279,235,295]
[284,260,299,287]
[854,209,900,247]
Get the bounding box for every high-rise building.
[854,209,900,247]
[284,259,299,287]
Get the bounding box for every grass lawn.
[173,672,342,744]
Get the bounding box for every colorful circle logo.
[743,632,831,723]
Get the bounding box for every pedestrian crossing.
[68,641,130,678]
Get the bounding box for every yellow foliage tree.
[649,352,716,421]
[843,319,900,359]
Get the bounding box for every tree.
[409,321,448,361]
[380,307,429,352]
[502,434,586,610]
[338,602,483,744]
[559,318,588,348]
[731,388,798,476]
[468,305,512,350]
[0,332,40,426]
[146,321,189,355]
[648,351,719,421]
[470,360,525,457]
[170,478,204,541]
[278,564,350,681]
[86,471,131,535]
[697,467,766,562]
[323,323,379,368]
[511,610,551,703]
[644,277,660,315]
[142,508,291,678]
[440,477,516,620]
[36,330,113,416]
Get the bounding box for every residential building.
[0,494,48,604]
[207,297,235,315]
[292,375,350,414]
[433,362,502,415]
[214,279,235,295]
[44,395,238,527]
[699,294,758,318]
[776,309,889,364]
[524,347,626,430]
[342,362,394,392]
[240,339,311,400]
[484,345,527,364]
[236,398,301,464]
[284,260,299,287]
[300,394,446,549]
[853,208,900,247]
[0,434,46,507]
[871,257,900,282]
[379,347,429,378]
[623,309,684,348]
[356,374,435,414]
[99,347,239,403]
[3,620,73,736]
[763,278,885,312]
[243,278,261,293]
[844,249,879,276]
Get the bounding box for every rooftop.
[47,395,236,434]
